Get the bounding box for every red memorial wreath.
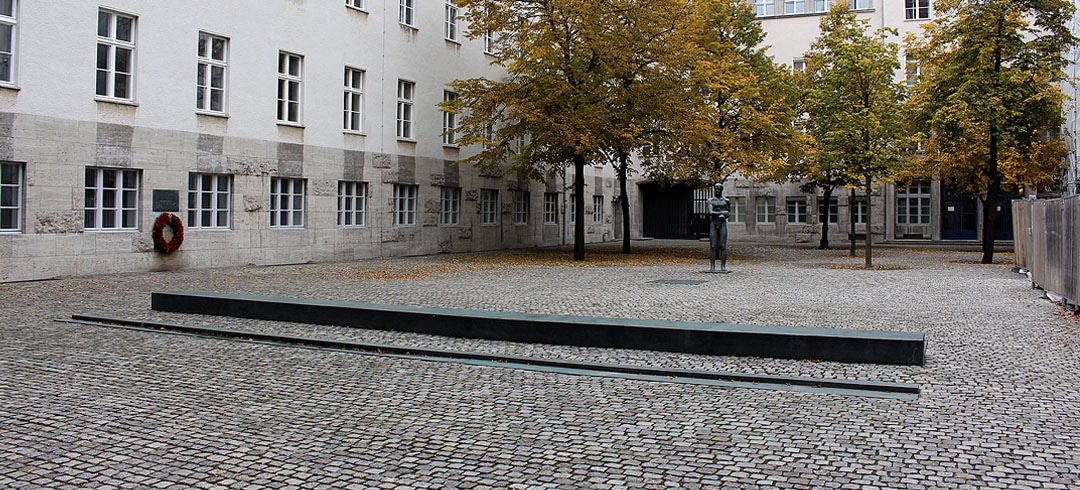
[152,212,184,254]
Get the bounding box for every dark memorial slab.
[151,291,926,366]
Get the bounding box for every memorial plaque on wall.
[152,189,180,213]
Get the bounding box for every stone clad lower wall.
[0,113,606,282]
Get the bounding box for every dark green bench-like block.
[151,291,925,366]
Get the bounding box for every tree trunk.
[819,187,832,250]
[618,153,631,254]
[573,153,586,261]
[864,174,873,269]
[849,188,856,257]
[981,125,1000,264]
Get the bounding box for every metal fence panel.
[1014,197,1080,308]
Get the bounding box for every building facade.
[0,1,617,282]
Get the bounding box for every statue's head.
[713,183,724,194]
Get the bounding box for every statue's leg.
[709,223,717,272]
[719,223,728,272]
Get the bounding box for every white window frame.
[729,196,746,223]
[483,31,496,55]
[756,196,777,224]
[394,184,418,227]
[809,0,829,13]
[445,0,459,42]
[480,188,499,225]
[787,197,808,224]
[0,0,17,85]
[269,177,305,228]
[819,196,839,224]
[277,51,303,124]
[440,186,460,226]
[905,0,930,20]
[344,67,364,133]
[196,32,228,114]
[784,0,806,14]
[514,191,530,225]
[346,0,366,11]
[897,182,932,225]
[592,195,604,224]
[0,162,22,232]
[338,181,367,227]
[399,0,416,27]
[187,173,231,229]
[397,80,415,140]
[754,0,775,16]
[84,167,140,231]
[569,194,576,223]
[850,0,871,9]
[792,58,806,72]
[853,198,868,225]
[905,54,921,87]
[96,9,136,101]
[543,192,558,224]
[442,90,458,146]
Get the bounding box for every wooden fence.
[1012,196,1080,309]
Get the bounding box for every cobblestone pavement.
[3,240,1079,489]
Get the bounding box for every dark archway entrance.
[640,182,703,239]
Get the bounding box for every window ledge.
[196,110,229,119]
[276,121,305,129]
[397,138,417,144]
[95,97,138,107]
[445,38,461,46]
[344,130,366,136]
[0,84,19,92]
[346,5,368,14]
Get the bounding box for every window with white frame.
[729,196,746,223]
[187,173,231,229]
[346,0,366,10]
[0,162,22,231]
[905,54,921,87]
[442,91,458,145]
[543,192,558,224]
[397,80,415,140]
[853,198,868,224]
[514,191,530,225]
[784,0,806,14]
[277,52,302,124]
[196,32,228,114]
[850,0,871,9]
[592,195,604,223]
[445,0,458,42]
[756,196,777,224]
[440,186,460,225]
[792,58,806,72]
[569,193,576,223]
[897,181,932,224]
[338,181,367,227]
[85,167,139,231]
[480,188,498,225]
[269,177,305,228]
[344,67,364,132]
[905,0,930,20]
[394,184,418,226]
[96,9,136,100]
[0,1,17,84]
[399,0,415,27]
[754,0,774,16]
[483,31,495,54]
[809,0,829,13]
[819,196,839,224]
[787,197,808,224]
[512,134,528,155]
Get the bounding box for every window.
[196,33,228,114]
[819,197,839,224]
[269,177,305,228]
[514,191,530,225]
[809,0,829,13]
[445,0,458,41]
[187,173,231,229]
[850,0,871,9]
[729,196,746,223]
[569,193,576,223]
[440,186,460,225]
[853,198,868,225]
[905,0,930,20]
[0,0,16,84]
[754,0,775,16]
[344,67,364,132]
[397,80,414,140]
[277,52,302,124]
[443,91,458,145]
[399,0,415,27]
[792,58,806,72]
[905,54,920,87]
[394,184,417,226]
[338,181,367,227]
[543,192,559,224]
[0,162,22,231]
[96,9,136,100]
[85,167,139,231]
[480,188,498,225]
[756,196,777,224]
[346,0,366,10]
[784,0,806,14]
[483,31,495,54]
[592,195,604,223]
[787,198,808,224]
[897,181,932,224]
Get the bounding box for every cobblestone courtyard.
[3,241,1079,489]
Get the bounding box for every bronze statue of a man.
[707,183,730,273]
